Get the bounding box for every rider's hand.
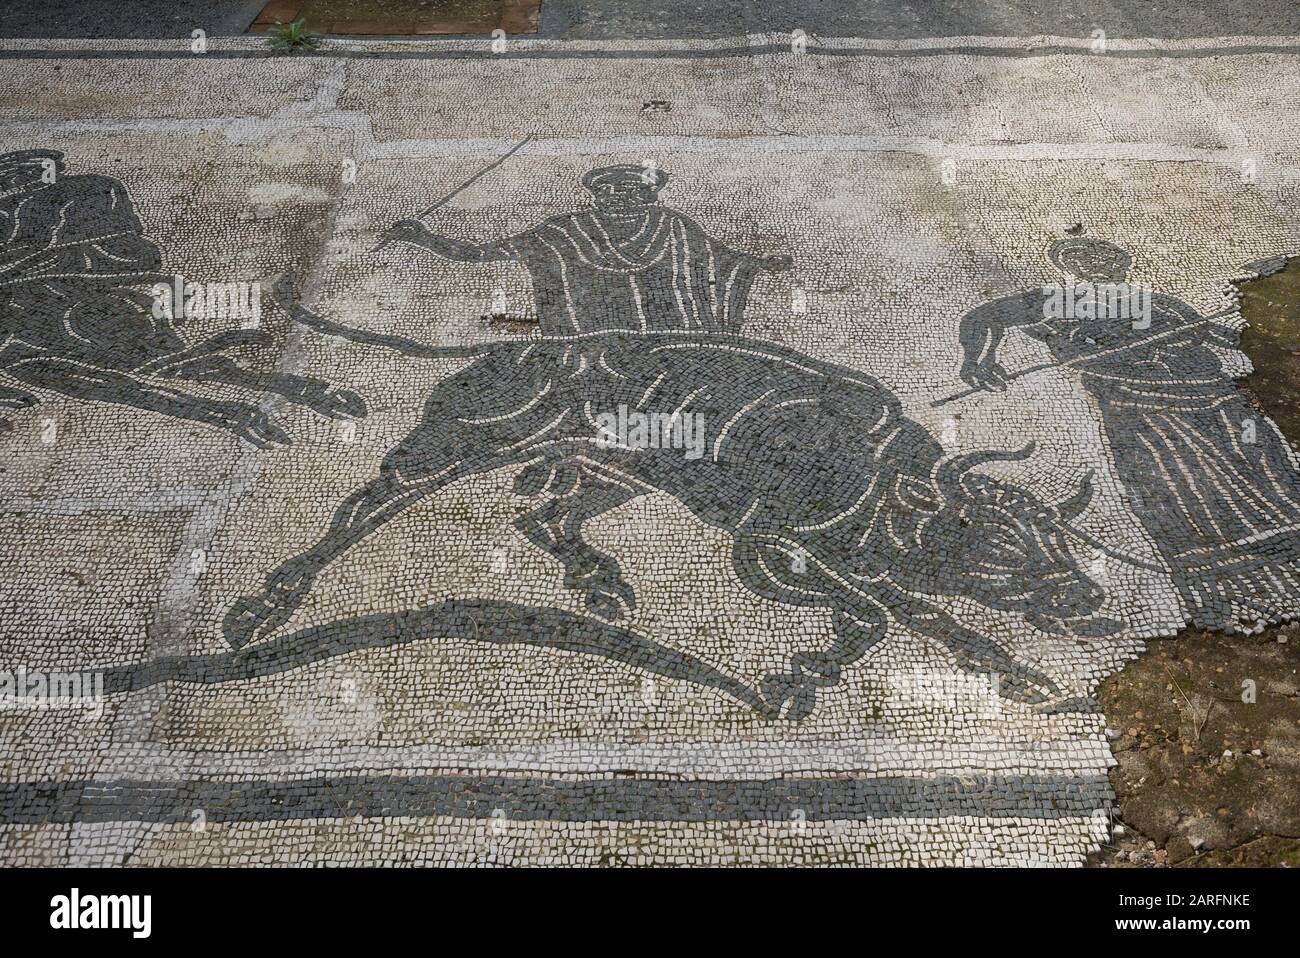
[376,219,429,250]
[960,359,1010,392]
[382,218,428,243]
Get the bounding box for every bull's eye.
[984,530,1021,550]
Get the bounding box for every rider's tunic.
[472,207,768,335]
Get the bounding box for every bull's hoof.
[232,410,291,449]
[582,577,637,622]
[319,386,367,419]
[993,665,1062,706]
[1033,693,1099,716]
[0,393,35,410]
[565,563,636,622]
[222,594,295,649]
[760,671,817,722]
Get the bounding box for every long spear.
[369,134,534,254]
[292,137,538,346]
[931,306,1236,407]
[415,134,534,219]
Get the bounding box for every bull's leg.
[225,341,580,649]
[160,356,365,419]
[514,472,643,621]
[731,535,890,720]
[137,328,267,368]
[4,356,288,446]
[760,598,890,721]
[146,341,365,420]
[223,469,471,648]
[880,587,1061,705]
[0,381,37,432]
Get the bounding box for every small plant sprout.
[267,19,321,55]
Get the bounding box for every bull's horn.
[937,441,1037,496]
[1057,468,1095,523]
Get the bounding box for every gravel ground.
[4,0,1300,39]
[0,1,266,38]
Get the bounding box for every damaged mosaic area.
[1,34,1299,866]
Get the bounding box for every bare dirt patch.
[1090,258,1300,868]
[249,0,537,36]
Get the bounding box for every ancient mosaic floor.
[1,33,1298,866]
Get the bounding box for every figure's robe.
[480,207,767,334]
[1030,295,1300,630]
[1,174,170,363]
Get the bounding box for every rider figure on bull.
[379,163,792,334]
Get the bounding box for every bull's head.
[915,442,1116,633]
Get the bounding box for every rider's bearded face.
[1059,247,1131,284]
[591,181,658,213]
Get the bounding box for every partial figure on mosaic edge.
[0,148,363,443]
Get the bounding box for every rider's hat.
[581,164,668,192]
[1046,236,1133,276]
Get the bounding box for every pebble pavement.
[0,32,1297,865]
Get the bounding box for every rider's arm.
[412,231,507,262]
[1148,294,1239,348]
[958,296,1044,363]
[957,295,1048,390]
[383,219,525,263]
[673,212,791,272]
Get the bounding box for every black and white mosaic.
[1,34,1298,866]
[0,149,363,445]
[956,237,1300,633]
[221,165,1128,721]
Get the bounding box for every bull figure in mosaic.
[227,314,1118,718]
[0,149,363,443]
[224,163,1120,718]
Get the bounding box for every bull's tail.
[273,274,496,361]
[108,599,771,716]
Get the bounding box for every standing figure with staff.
[949,236,1300,631]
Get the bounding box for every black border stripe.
[0,774,1112,824]
[0,42,1297,62]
